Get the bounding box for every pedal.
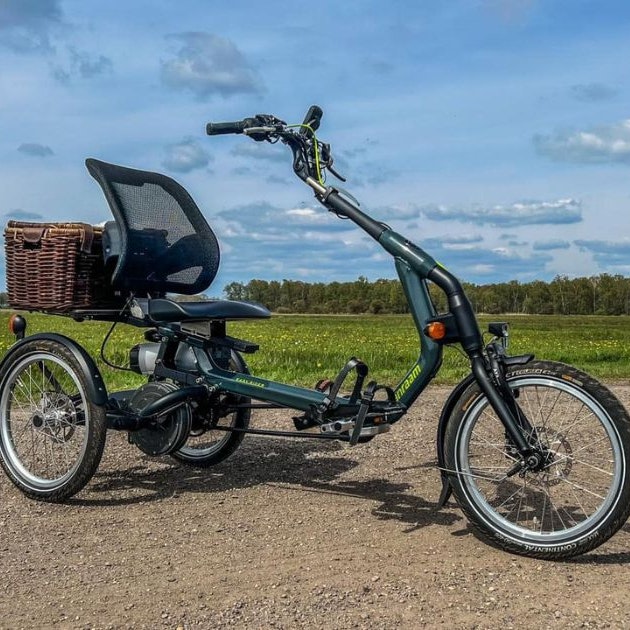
[293,415,319,431]
[319,419,391,438]
[358,424,391,437]
[320,419,355,434]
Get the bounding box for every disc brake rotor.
[528,426,573,487]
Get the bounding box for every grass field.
[0,311,628,393]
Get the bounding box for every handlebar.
[206,118,258,136]
[205,106,347,184]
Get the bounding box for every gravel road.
[1,384,630,629]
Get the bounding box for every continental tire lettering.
[494,531,600,553]
[524,543,577,554]
[395,364,422,400]
[509,369,557,378]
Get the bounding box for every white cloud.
[162,138,211,173]
[286,208,317,217]
[374,204,420,221]
[0,0,63,52]
[574,238,630,263]
[161,32,263,99]
[570,83,618,103]
[534,119,630,164]
[66,47,113,79]
[421,198,582,227]
[231,142,286,163]
[532,239,571,251]
[17,142,54,157]
[3,209,44,221]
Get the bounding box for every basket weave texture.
[4,221,119,312]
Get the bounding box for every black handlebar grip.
[300,105,323,133]
[206,119,253,135]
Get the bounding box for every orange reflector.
[425,321,446,340]
[8,313,26,338]
[8,313,19,334]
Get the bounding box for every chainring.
[128,381,192,456]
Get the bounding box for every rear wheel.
[170,351,250,468]
[0,340,107,502]
[444,360,630,559]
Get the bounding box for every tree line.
[223,274,630,315]
[3,274,627,315]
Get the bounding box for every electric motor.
[129,342,160,374]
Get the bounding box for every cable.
[286,123,324,184]
[100,297,136,372]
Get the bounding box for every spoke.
[26,367,45,405]
[494,482,528,511]
[556,477,607,501]
[545,389,572,435]
[549,453,613,478]
[15,372,40,410]
[29,424,38,468]
[567,434,611,458]
[515,477,527,524]
[469,432,518,462]
[14,418,33,441]
[555,403,591,439]
[538,483,568,532]
[533,385,551,430]
[60,437,72,471]
[565,479,591,521]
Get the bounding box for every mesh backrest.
[86,158,219,295]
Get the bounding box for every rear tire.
[0,339,107,502]
[444,360,630,559]
[170,351,250,468]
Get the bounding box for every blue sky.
[1,0,629,294]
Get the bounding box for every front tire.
[0,340,107,502]
[444,360,630,559]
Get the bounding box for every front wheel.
[444,360,630,559]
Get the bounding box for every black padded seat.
[148,298,271,323]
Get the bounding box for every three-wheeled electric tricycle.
[1,106,629,559]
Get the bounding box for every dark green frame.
[191,228,444,416]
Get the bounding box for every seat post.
[211,321,226,338]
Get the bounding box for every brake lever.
[244,114,287,141]
[327,163,346,182]
[244,126,279,135]
[318,142,346,182]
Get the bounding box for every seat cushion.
[148,298,271,323]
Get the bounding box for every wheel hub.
[31,413,44,429]
[527,427,573,487]
[30,392,77,442]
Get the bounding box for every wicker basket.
[4,221,120,312]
